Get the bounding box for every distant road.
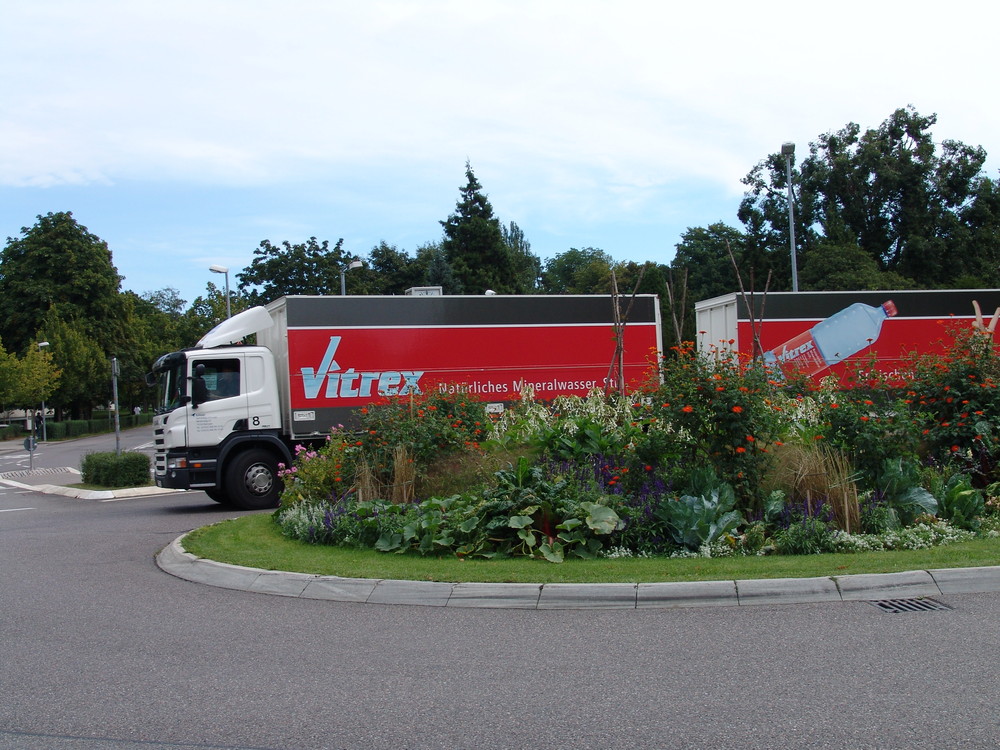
[0,425,155,475]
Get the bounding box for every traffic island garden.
[197,325,1000,579]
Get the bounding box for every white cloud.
[3,0,1000,300]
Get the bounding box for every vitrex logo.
[300,336,425,400]
[773,339,815,363]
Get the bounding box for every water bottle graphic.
[764,300,898,377]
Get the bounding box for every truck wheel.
[204,488,228,504]
[226,449,281,510]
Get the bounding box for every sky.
[2,0,999,305]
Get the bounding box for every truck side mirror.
[190,364,209,408]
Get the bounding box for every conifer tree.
[440,162,519,294]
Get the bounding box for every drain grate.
[869,597,953,613]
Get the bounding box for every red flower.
[731,405,743,413]
[682,405,694,413]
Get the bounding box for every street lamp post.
[37,341,49,442]
[340,259,363,295]
[209,265,231,319]
[781,142,799,292]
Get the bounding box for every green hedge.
[80,451,152,488]
[66,420,90,437]
[0,413,153,442]
[0,424,25,441]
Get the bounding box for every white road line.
[0,507,35,512]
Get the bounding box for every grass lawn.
[180,513,1000,584]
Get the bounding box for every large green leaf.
[539,542,564,563]
[508,515,534,529]
[581,502,620,535]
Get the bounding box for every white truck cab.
[148,307,290,509]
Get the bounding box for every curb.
[0,476,181,501]
[155,533,1000,610]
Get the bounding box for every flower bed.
[275,325,1000,562]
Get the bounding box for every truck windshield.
[152,358,188,414]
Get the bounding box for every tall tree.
[8,343,60,423]
[38,310,105,419]
[414,242,461,293]
[671,223,747,304]
[440,162,519,294]
[739,106,1000,290]
[0,212,123,355]
[237,237,348,304]
[501,221,542,293]
[185,282,249,332]
[364,241,422,294]
[540,247,613,293]
[0,338,19,412]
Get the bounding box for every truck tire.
[204,488,228,504]
[226,449,281,510]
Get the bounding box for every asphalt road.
[0,426,155,476]
[2,431,1000,749]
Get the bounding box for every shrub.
[352,391,492,493]
[773,513,838,555]
[0,423,25,441]
[817,392,921,484]
[645,343,784,512]
[652,469,744,551]
[872,457,939,527]
[67,420,90,437]
[80,451,151,488]
[763,442,861,533]
[278,432,360,507]
[904,326,1000,482]
[925,470,985,531]
[276,456,623,563]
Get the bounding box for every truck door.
[186,356,249,448]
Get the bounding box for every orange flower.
[682,405,694,413]
[735,446,746,453]
[731,405,743,413]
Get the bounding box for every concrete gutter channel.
[5,460,1000,610]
